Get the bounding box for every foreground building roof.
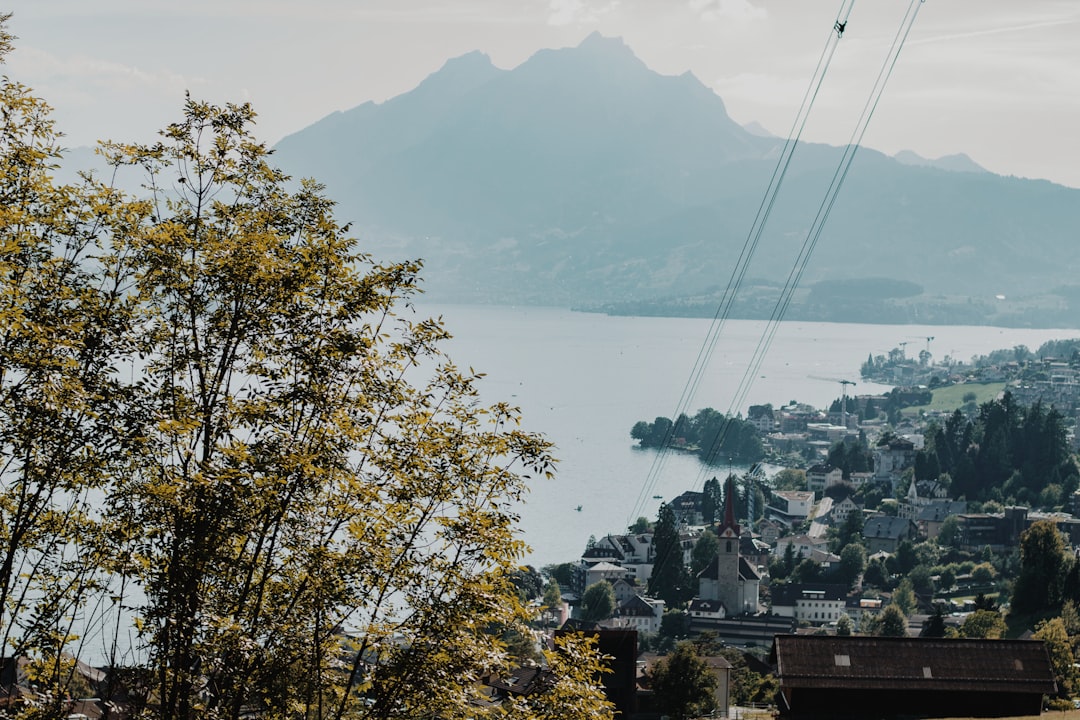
[772,634,1056,719]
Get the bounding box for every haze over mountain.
[273,32,1080,327]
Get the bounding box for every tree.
[1033,617,1077,698]
[792,558,823,584]
[0,57,616,720]
[959,609,1006,639]
[717,647,778,706]
[691,528,719,578]
[937,566,956,592]
[908,564,936,597]
[650,642,718,720]
[877,605,909,637]
[511,565,544,601]
[838,544,867,590]
[545,563,578,590]
[937,515,961,548]
[629,516,651,534]
[659,609,690,642]
[971,562,996,585]
[581,581,616,622]
[94,98,583,720]
[543,580,563,612]
[895,540,918,575]
[862,558,888,589]
[892,578,917,615]
[631,420,651,443]
[835,613,853,636]
[1011,519,1074,616]
[0,20,147,713]
[649,503,692,607]
[773,468,807,491]
[504,633,616,719]
[836,507,865,550]
[921,605,947,638]
[702,476,722,524]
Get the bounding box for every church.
[696,475,761,615]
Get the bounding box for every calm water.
[418,304,1075,567]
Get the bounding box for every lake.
[418,303,1077,567]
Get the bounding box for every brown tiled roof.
[773,635,1056,695]
[484,665,555,697]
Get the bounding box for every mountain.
[272,33,1080,327]
[893,150,986,174]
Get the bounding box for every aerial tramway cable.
[630,0,924,561]
[715,0,927,472]
[631,0,926,593]
[625,0,856,527]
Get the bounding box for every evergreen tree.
[921,605,947,638]
[702,476,722,524]
[649,503,692,607]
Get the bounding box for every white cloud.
[10,46,198,97]
[547,0,618,27]
[689,0,766,22]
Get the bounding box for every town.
[504,341,1080,718]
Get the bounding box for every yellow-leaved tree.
[0,14,142,718]
[0,16,613,720]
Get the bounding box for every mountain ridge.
[267,34,1080,328]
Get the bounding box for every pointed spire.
[719,475,740,538]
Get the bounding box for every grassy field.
[901,382,1006,417]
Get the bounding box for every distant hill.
[261,33,1080,327]
[893,150,986,174]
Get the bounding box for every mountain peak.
[578,31,627,50]
[424,50,500,86]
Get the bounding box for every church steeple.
[718,475,740,539]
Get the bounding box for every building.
[873,437,916,486]
[770,584,848,625]
[555,626,639,717]
[747,404,776,432]
[772,635,1056,719]
[586,561,626,589]
[806,463,843,497]
[697,476,761,616]
[829,496,863,527]
[915,500,968,540]
[862,516,916,554]
[768,490,814,526]
[669,491,705,526]
[611,595,665,634]
[773,534,830,560]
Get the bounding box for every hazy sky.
[6,1,1079,188]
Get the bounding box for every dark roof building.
[772,634,1056,719]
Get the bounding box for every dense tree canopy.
[1011,520,1074,617]
[649,643,718,720]
[581,581,616,623]
[921,395,1078,505]
[630,408,765,464]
